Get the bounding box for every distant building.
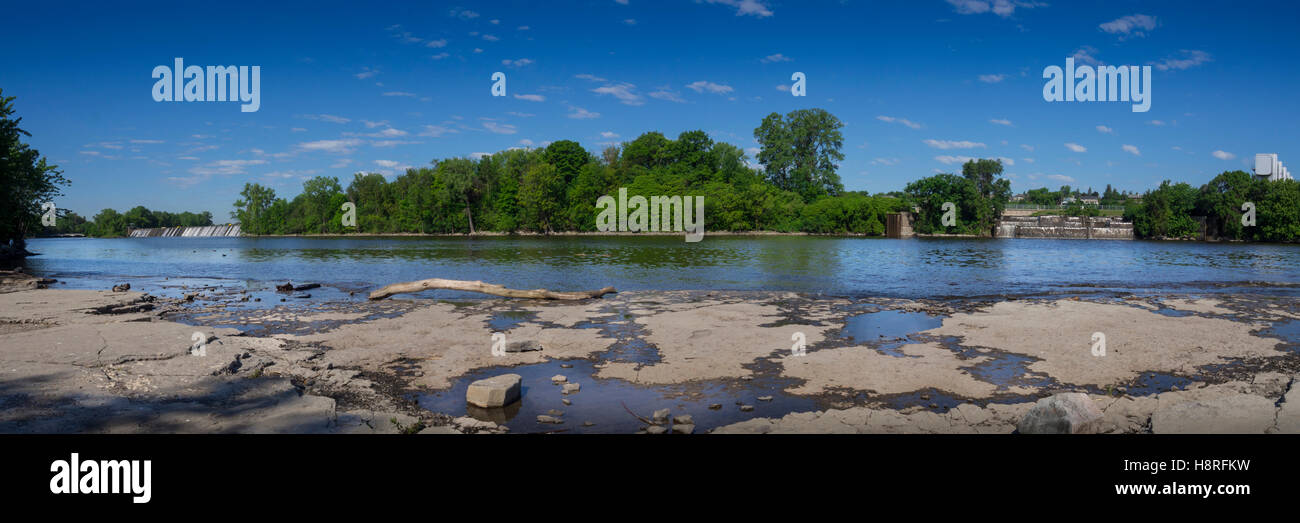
[1255,154,1294,182]
[1061,196,1077,205]
[1010,193,1026,202]
[1080,197,1100,205]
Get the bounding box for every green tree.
[231,183,277,235]
[0,90,69,256]
[753,108,845,202]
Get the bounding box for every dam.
[995,215,1133,240]
[127,224,242,237]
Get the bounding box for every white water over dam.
[128,224,242,237]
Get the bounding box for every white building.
[1255,153,1294,181]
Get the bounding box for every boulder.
[1017,392,1104,434]
[465,373,522,408]
[562,383,581,395]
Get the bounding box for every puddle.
[487,310,536,331]
[839,310,943,355]
[1258,319,1300,354]
[1120,372,1198,396]
[416,359,819,433]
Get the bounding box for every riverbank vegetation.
[227,109,911,236]
[1124,171,1300,241]
[2,90,68,255]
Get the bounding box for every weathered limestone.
[1150,395,1278,434]
[1017,393,1104,434]
[465,374,522,408]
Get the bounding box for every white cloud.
[1096,125,1114,134]
[567,106,600,119]
[431,52,450,60]
[1148,120,1166,126]
[501,58,534,68]
[649,88,686,103]
[382,91,417,97]
[1046,174,1075,183]
[761,53,793,63]
[989,118,1013,126]
[924,139,986,150]
[876,115,922,129]
[1071,46,1100,66]
[623,19,637,25]
[1152,50,1212,71]
[592,83,644,105]
[483,121,517,135]
[1064,142,1087,153]
[425,39,448,48]
[513,93,545,102]
[575,73,608,82]
[298,139,363,154]
[301,114,350,124]
[418,125,457,137]
[482,34,500,41]
[1099,14,1157,37]
[355,67,379,79]
[450,8,479,19]
[701,0,774,18]
[1122,144,1141,156]
[600,131,620,139]
[872,158,900,166]
[1019,144,1034,152]
[978,74,1006,83]
[946,0,1043,18]
[1212,150,1235,160]
[686,81,734,94]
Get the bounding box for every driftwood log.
[368,278,616,301]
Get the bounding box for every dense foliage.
[904,159,1012,235]
[1,90,68,253]
[229,110,908,236]
[1125,171,1300,241]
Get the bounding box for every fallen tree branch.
[368,278,616,301]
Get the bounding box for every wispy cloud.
[924,139,986,150]
[1151,50,1212,71]
[1100,14,1157,38]
[700,0,774,18]
[1064,142,1087,153]
[876,115,922,129]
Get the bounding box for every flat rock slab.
[466,373,522,408]
[1151,394,1278,434]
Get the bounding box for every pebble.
[561,399,571,406]
[551,374,567,384]
[537,415,563,424]
[546,409,564,417]
[672,424,695,434]
[673,415,694,425]
[739,405,754,412]
[757,396,773,402]
[582,421,595,427]
[645,425,668,435]
[562,383,581,395]
[560,363,573,369]
[708,404,722,410]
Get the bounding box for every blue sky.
[3,0,1298,218]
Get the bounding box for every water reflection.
[22,236,1300,298]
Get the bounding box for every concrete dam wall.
[995,216,1133,240]
[127,224,242,237]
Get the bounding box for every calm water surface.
[20,236,1300,299]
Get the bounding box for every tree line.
[230,108,912,236]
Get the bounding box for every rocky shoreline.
[1,282,1297,434]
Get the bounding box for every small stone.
[708,403,722,410]
[465,373,522,408]
[673,415,694,425]
[652,408,671,422]
[111,283,131,292]
[645,425,668,434]
[582,421,595,427]
[551,374,567,384]
[562,383,581,395]
[546,409,564,417]
[560,363,573,369]
[741,376,753,381]
[537,415,564,424]
[920,394,930,400]
[739,405,754,412]
[672,424,695,434]
[757,396,773,402]
[561,399,571,406]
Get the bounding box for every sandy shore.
[1,284,1297,434]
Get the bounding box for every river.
[19,236,1300,299]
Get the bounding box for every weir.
[994,216,1133,240]
[127,224,242,238]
